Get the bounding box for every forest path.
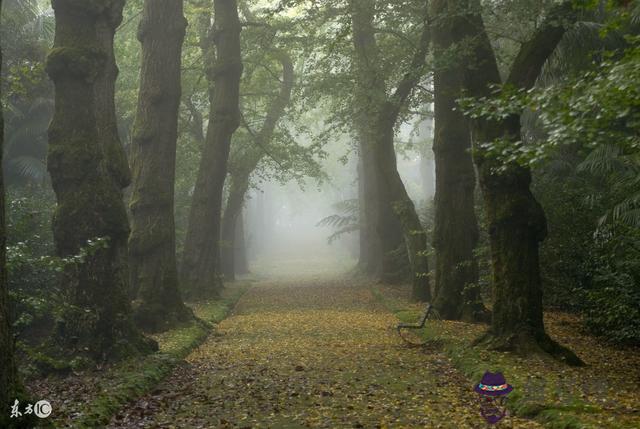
[108,275,540,428]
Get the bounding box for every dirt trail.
[109,276,540,428]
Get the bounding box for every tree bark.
[356,148,382,275]
[45,0,155,360]
[221,174,249,281]
[182,0,242,298]
[349,0,407,281]
[431,0,486,321]
[234,209,249,274]
[128,0,192,332]
[349,0,431,301]
[373,107,431,301]
[453,0,582,364]
[95,0,130,189]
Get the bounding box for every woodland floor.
[107,270,541,429]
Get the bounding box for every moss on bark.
[45,0,155,361]
[451,0,581,363]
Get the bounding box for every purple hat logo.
[474,371,513,424]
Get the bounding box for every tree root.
[473,330,585,367]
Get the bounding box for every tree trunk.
[45,0,154,360]
[356,123,382,276]
[234,210,249,274]
[181,0,242,298]
[349,0,431,300]
[128,0,192,332]
[221,174,249,281]
[431,0,486,321]
[95,0,130,189]
[373,110,431,301]
[350,0,407,282]
[453,0,582,364]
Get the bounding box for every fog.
[243,116,435,279]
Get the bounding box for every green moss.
[66,282,251,428]
[45,47,104,81]
[20,345,72,376]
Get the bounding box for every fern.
[316,198,359,243]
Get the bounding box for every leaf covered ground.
[108,276,541,428]
[377,284,640,428]
[25,283,250,428]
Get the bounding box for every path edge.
[67,282,252,428]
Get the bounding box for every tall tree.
[128,0,192,331]
[453,0,582,363]
[0,1,20,420]
[182,0,243,297]
[45,0,154,359]
[349,0,432,300]
[431,0,486,321]
[355,117,405,280]
[221,50,294,280]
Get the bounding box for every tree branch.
[388,4,432,116]
[506,1,576,90]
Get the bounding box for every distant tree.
[45,0,154,359]
[221,49,295,280]
[349,0,431,301]
[430,0,486,321]
[128,0,192,331]
[182,0,243,297]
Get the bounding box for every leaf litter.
[108,277,541,428]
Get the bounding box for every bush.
[581,267,640,345]
[576,227,640,345]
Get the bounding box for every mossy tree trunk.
[182,0,242,298]
[221,49,294,280]
[431,0,486,321]
[95,0,130,189]
[45,0,155,360]
[128,0,192,332]
[453,0,582,364]
[349,0,432,301]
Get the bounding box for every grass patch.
[65,282,251,428]
[372,286,638,429]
